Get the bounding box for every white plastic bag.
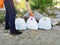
[15,18,26,30]
[26,17,38,30]
[38,17,52,30]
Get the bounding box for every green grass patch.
[0,11,5,23]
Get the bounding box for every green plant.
[29,0,53,12]
[0,11,5,23]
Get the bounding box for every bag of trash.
[38,17,52,30]
[26,1,38,30]
[26,16,38,30]
[15,18,26,30]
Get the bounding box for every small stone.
[54,11,60,15]
[47,10,54,14]
[55,15,60,19]
[42,12,48,16]
[51,19,60,26]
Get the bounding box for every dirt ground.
[0,24,60,45]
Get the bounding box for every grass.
[0,10,27,23]
[0,11,5,23]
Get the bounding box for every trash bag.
[26,17,38,30]
[15,18,26,30]
[38,17,52,30]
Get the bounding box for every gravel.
[0,24,60,45]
